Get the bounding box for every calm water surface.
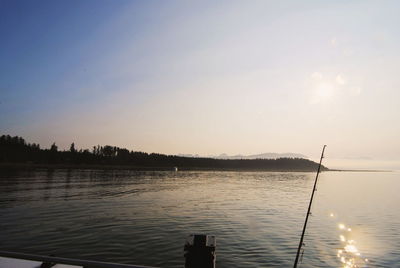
[0,170,399,267]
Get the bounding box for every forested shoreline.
[0,135,328,171]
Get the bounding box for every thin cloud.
[331,37,337,47]
[349,86,362,96]
[311,72,323,80]
[336,74,346,85]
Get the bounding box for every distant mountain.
[213,152,308,160]
[178,152,308,160]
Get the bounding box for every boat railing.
[0,250,159,268]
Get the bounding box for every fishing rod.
[293,145,327,268]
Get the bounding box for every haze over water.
[1,170,398,267]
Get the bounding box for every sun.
[309,72,337,103]
[316,82,335,99]
[311,82,335,103]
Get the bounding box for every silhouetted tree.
[0,134,327,171]
[70,142,76,153]
[103,145,115,157]
[50,142,58,152]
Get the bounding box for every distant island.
[0,135,328,172]
[179,152,308,160]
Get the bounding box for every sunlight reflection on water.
[330,218,370,268]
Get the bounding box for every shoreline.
[328,168,392,172]
[0,163,390,173]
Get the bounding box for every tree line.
[0,135,327,171]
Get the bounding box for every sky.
[1,0,399,169]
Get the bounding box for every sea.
[0,169,399,267]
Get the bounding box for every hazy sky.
[1,1,399,169]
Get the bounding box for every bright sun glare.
[315,82,335,100]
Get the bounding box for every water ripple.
[0,170,399,267]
